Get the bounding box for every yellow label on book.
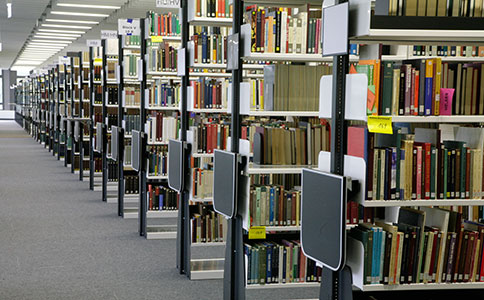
[368,116,393,135]
[248,226,266,240]
[151,36,164,43]
[94,58,102,64]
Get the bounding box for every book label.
[248,226,266,240]
[151,36,164,43]
[367,116,393,135]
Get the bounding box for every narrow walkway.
[0,121,222,300]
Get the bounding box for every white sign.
[156,0,180,8]
[118,19,140,36]
[58,56,70,65]
[86,39,102,47]
[101,30,118,40]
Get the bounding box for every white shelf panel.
[124,105,140,109]
[409,55,484,62]
[147,71,177,76]
[188,17,232,27]
[363,199,484,207]
[106,104,118,108]
[248,111,319,117]
[191,242,225,247]
[124,45,141,50]
[147,210,178,218]
[123,208,138,219]
[147,141,168,145]
[243,53,358,62]
[191,108,229,114]
[248,164,314,175]
[146,175,168,180]
[359,282,484,291]
[191,72,231,78]
[149,35,181,42]
[190,258,225,280]
[351,29,484,45]
[145,106,179,111]
[246,282,320,289]
[191,153,213,158]
[392,115,484,123]
[146,225,177,240]
[192,63,264,70]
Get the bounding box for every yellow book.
[434,58,442,115]
[259,79,264,110]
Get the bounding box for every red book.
[207,124,213,153]
[465,231,478,282]
[212,124,217,153]
[416,146,423,199]
[428,229,440,282]
[453,224,465,282]
[414,70,419,116]
[148,184,153,210]
[158,15,161,36]
[466,149,471,198]
[415,142,431,199]
[350,201,358,224]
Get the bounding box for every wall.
[2,69,17,111]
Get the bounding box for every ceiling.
[0,0,51,70]
[0,0,169,76]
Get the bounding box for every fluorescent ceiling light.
[41,24,91,29]
[15,61,44,65]
[38,29,85,34]
[51,11,109,17]
[26,45,65,50]
[45,18,98,24]
[31,40,72,44]
[33,35,77,40]
[36,32,81,37]
[7,2,12,18]
[57,3,121,9]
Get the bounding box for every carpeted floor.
[0,121,320,300]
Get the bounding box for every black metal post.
[79,52,85,181]
[224,0,245,299]
[118,35,125,217]
[102,39,108,202]
[70,57,75,173]
[139,18,148,236]
[89,47,95,190]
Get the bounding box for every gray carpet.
[0,121,318,300]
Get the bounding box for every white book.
[281,10,288,53]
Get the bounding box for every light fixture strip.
[51,11,109,17]
[38,29,85,34]
[45,19,99,24]
[56,3,121,9]
[41,24,91,29]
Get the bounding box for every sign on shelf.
[118,19,140,36]
[86,39,101,47]
[156,0,180,8]
[101,30,118,40]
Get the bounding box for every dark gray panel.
[168,139,183,192]
[213,150,237,218]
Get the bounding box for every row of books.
[146,113,179,143]
[107,60,117,81]
[93,113,102,125]
[245,5,320,55]
[376,0,484,17]
[107,114,118,129]
[147,81,180,108]
[147,145,168,177]
[147,11,180,37]
[352,59,484,116]
[124,141,132,166]
[413,45,484,57]
[124,54,140,77]
[124,87,141,107]
[94,86,103,104]
[348,125,484,201]
[94,157,102,173]
[249,185,301,227]
[107,86,118,105]
[147,42,178,72]
[107,161,118,182]
[191,157,213,199]
[124,114,140,135]
[124,35,141,46]
[250,64,332,112]
[251,120,330,166]
[125,175,139,194]
[93,65,102,81]
[191,205,226,243]
[190,78,229,109]
[350,207,484,286]
[189,122,230,154]
[191,28,228,64]
[192,0,233,18]
[147,185,178,211]
[245,239,322,285]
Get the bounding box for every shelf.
[147,71,177,77]
[147,210,178,218]
[248,111,320,117]
[363,199,484,207]
[391,115,484,123]
[124,105,140,109]
[246,282,320,289]
[248,164,314,175]
[191,108,229,114]
[191,153,213,158]
[190,258,225,280]
[106,104,119,108]
[358,282,484,292]
[188,17,232,27]
[147,140,168,145]
[146,175,168,180]
[191,72,231,78]
[145,106,179,111]
[408,55,484,62]
[146,225,177,240]
[149,35,181,42]
[123,208,138,219]
[243,52,344,62]
[190,197,213,203]
[124,45,140,50]
[192,242,225,247]
[192,63,264,70]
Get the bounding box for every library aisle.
[0,120,223,300]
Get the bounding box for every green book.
[376,149,381,200]
[350,227,372,284]
[255,186,261,226]
[381,61,395,115]
[443,141,467,199]
[259,244,267,284]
